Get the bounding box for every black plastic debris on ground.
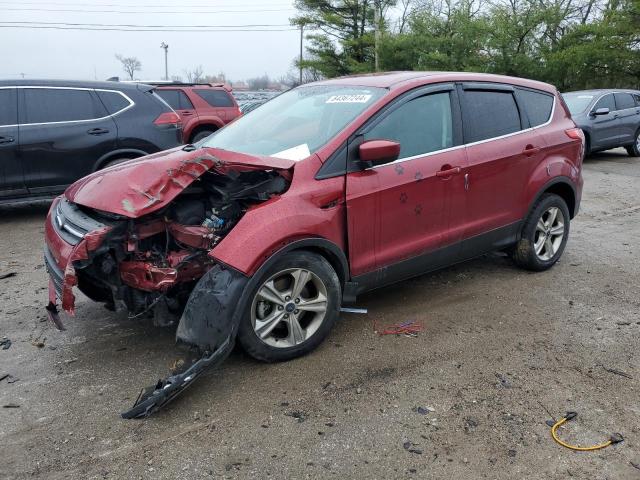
[0,338,11,350]
[0,272,17,280]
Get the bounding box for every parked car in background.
[562,89,640,157]
[152,83,241,143]
[234,90,280,115]
[44,72,584,417]
[0,79,182,204]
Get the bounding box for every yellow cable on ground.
[550,412,624,451]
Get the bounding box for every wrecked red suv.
[44,72,584,417]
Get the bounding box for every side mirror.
[359,139,401,167]
[591,107,610,116]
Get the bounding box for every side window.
[364,92,453,159]
[194,89,235,107]
[614,92,635,110]
[23,88,106,124]
[156,89,193,110]
[96,90,131,114]
[462,90,522,143]
[593,93,615,112]
[633,94,640,106]
[517,89,554,127]
[0,88,17,126]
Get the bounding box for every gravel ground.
[1,149,639,479]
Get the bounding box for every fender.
[526,176,578,218]
[93,148,148,171]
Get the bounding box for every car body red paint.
[44,71,583,320]
[154,84,241,144]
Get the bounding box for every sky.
[2,0,301,82]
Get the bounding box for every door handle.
[87,128,109,135]
[436,166,461,178]
[523,145,540,156]
[0,136,15,145]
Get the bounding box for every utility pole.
[299,23,304,85]
[374,6,380,72]
[160,42,169,80]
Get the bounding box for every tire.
[237,251,341,363]
[190,130,215,143]
[625,129,640,157]
[511,193,570,271]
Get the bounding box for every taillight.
[565,128,584,140]
[154,112,181,127]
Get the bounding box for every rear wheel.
[511,193,570,271]
[625,130,640,157]
[190,130,215,143]
[237,251,341,362]
[103,157,132,169]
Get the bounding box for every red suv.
[153,83,241,143]
[43,72,584,417]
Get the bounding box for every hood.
[66,147,296,218]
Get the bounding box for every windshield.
[201,85,386,160]
[562,93,595,115]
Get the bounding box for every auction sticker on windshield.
[326,94,372,104]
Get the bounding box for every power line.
[0,21,292,28]
[0,25,297,32]
[0,1,292,7]
[1,7,295,14]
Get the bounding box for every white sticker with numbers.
[326,94,372,104]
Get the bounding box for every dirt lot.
[1,149,639,479]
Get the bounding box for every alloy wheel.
[251,268,328,348]
[534,206,565,261]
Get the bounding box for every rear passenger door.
[459,84,546,248]
[613,92,639,144]
[0,88,26,198]
[18,87,118,193]
[156,89,197,123]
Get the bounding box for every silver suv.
[563,89,640,157]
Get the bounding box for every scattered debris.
[374,320,423,337]
[630,462,640,471]
[0,374,18,384]
[31,340,45,348]
[0,338,11,350]
[495,373,513,388]
[550,411,623,451]
[2,403,20,408]
[602,366,633,379]
[403,441,423,454]
[284,410,306,423]
[413,406,431,415]
[0,272,17,280]
[64,358,78,364]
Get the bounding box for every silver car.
[563,89,640,157]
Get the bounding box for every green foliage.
[295,0,640,90]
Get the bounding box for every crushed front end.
[43,150,291,417]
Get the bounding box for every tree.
[291,0,397,78]
[115,54,141,80]
[184,65,205,83]
[247,74,271,90]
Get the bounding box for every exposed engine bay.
[74,168,288,325]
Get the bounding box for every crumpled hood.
[65,147,296,218]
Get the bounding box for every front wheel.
[237,251,341,362]
[511,193,570,271]
[191,130,215,143]
[625,130,640,157]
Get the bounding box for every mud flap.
[121,265,248,419]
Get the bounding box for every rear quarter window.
[614,92,636,110]
[194,89,235,107]
[23,88,107,124]
[462,90,522,143]
[95,90,131,115]
[517,89,554,127]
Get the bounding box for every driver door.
[345,85,466,280]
